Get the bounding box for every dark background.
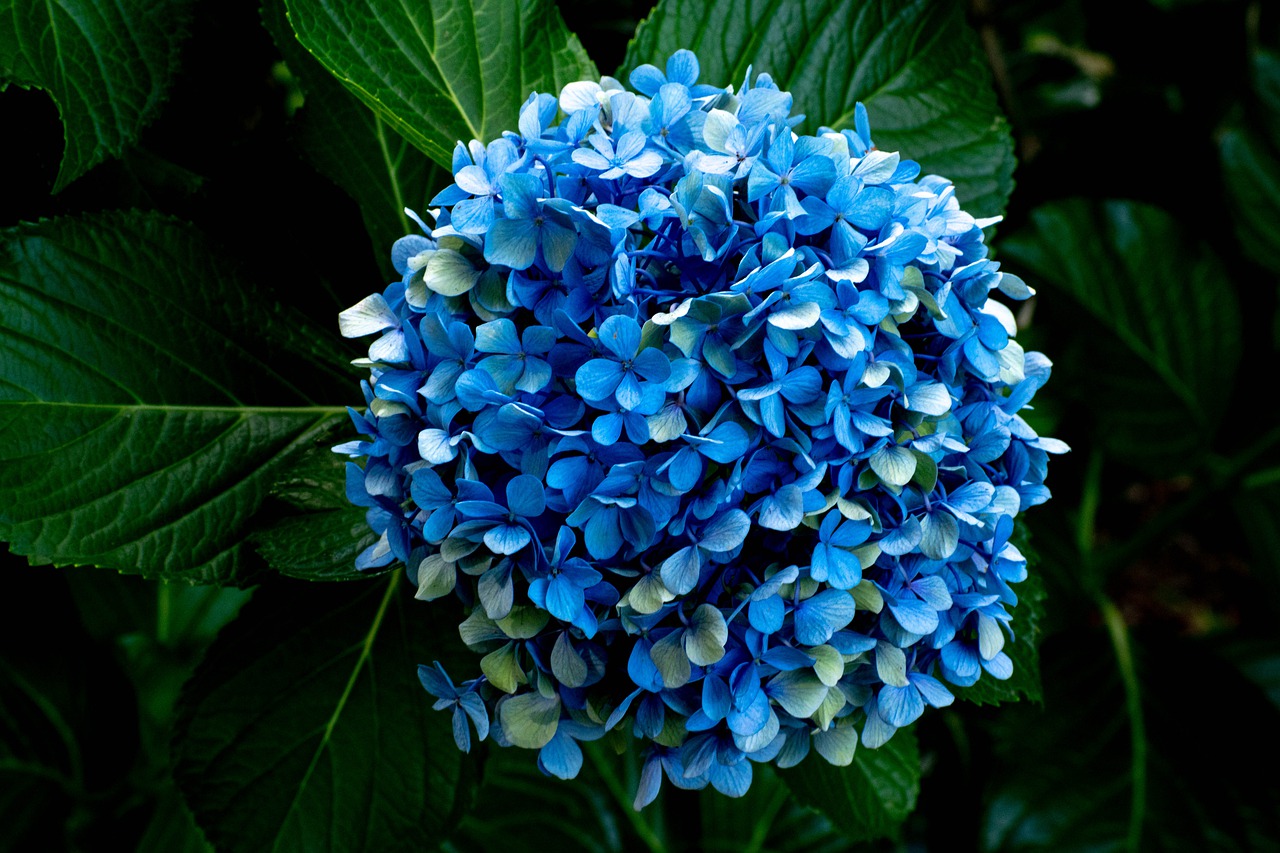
[3,0,1278,849]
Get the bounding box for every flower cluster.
[337,50,1065,805]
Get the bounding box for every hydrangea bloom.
[337,50,1067,806]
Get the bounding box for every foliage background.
[2,0,1279,849]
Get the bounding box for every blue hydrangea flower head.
[336,48,1067,805]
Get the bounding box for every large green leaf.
[262,0,446,261]
[778,727,920,843]
[622,0,1015,217]
[0,567,145,851]
[981,633,1280,852]
[250,431,376,582]
[448,745,626,853]
[0,211,353,584]
[281,0,598,168]
[1220,50,1280,276]
[0,0,194,191]
[701,764,853,853]
[1000,199,1241,472]
[174,576,478,852]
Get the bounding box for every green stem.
[584,742,667,853]
[1075,450,1146,850]
[156,581,173,646]
[743,783,789,853]
[1076,447,1104,562]
[1099,596,1146,853]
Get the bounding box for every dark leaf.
[0,0,195,191]
[622,0,1015,217]
[779,727,920,843]
[0,212,353,583]
[174,576,479,852]
[251,434,376,581]
[262,0,447,260]
[281,0,598,167]
[448,745,626,853]
[981,632,1280,851]
[701,763,853,853]
[1001,199,1241,472]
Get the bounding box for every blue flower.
[418,663,489,752]
[529,528,603,625]
[431,137,521,234]
[474,318,555,395]
[746,129,837,218]
[453,474,546,556]
[574,314,671,409]
[572,130,664,180]
[485,173,578,272]
[337,51,1065,804]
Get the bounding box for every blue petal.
[659,545,702,595]
[700,509,750,552]
[475,318,521,354]
[575,359,624,401]
[615,371,644,410]
[598,314,641,359]
[506,474,546,517]
[583,509,623,559]
[484,523,532,555]
[757,485,804,531]
[888,598,938,635]
[417,663,456,699]
[877,684,924,728]
[709,760,752,798]
[794,590,856,645]
[484,218,538,270]
[748,595,784,634]
[546,574,586,622]
[628,639,664,692]
[538,729,584,780]
[540,220,579,273]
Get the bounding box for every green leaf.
[0,0,194,191]
[281,0,598,168]
[0,570,145,850]
[174,576,479,852]
[1220,127,1280,276]
[448,746,625,853]
[0,211,353,584]
[135,790,213,853]
[1234,471,1280,611]
[701,764,853,853]
[1220,50,1280,343]
[981,632,1280,852]
[1000,199,1242,472]
[250,432,376,582]
[262,0,446,259]
[622,0,1015,217]
[779,727,920,842]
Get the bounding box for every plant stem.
[156,581,173,646]
[1099,595,1146,853]
[743,783,789,853]
[584,742,667,853]
[1076,447,1103,562]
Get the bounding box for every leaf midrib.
[270,575,399,852]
